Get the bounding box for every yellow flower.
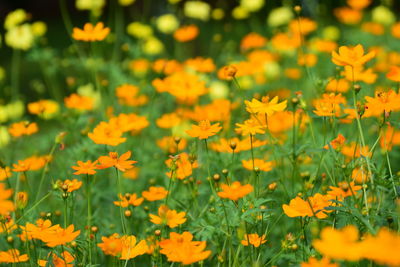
[118,0,136,6]
[245,96,287,116]
[4,9,28,30]
[142,37,164,55]
[184,1,211,21]
[126,22,153,39]
[156,14,179,34]
[76,0,105,16]
[267,7,293,27]
[232,6,249,20]
[5,24,34,50]
[240,0,265,12]
[31,21,47,37]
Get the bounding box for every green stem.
[86,174,92,265]
[35,142,57,202]
[116,168,127,234]
[204,139,217,196]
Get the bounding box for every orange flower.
[313,93,345,117]
[153,59,183,75]
[159,232,211,265]
[327,181,362,200]
[352,166,371,184]
[8,121,38,137]
[361,228,400,266]
[0,249,28,263]
[109,113,149,134]
[28,99,59,118]
[298,53,318,67]
[173,25,199,42]
[347,0,371,10]
[210,137,267,153]
[0,183,15,216]
[241,233,267,247]
[282,193,332,219]
[341,142,371,159]
[380,125,400,151]
[12,155,51,172]
[271,32,301,51]
[334,7,362,25]
[342,65,377,84]
[0,218,16,235]
[115,84,148,107]
[0,167,12,181]
[142,186,168,201]
[284,68,302,80]
[20,219,60,242]
[72,22,110,41]
[41,224,80,247]
[38,251,75,267]
[361,22,384,35]
[391,22,400,39]
[386,66,400,82]
[325,78,350,93]
[122,166,140,180]
[57,179,83,193]
[324,134,346,150]
[98,233,123,257]
[313,226,363,261]
[120,235,148,260]
[113,193,144,207]
[156,113,182,129]
[71,160,98,175]
[97,151,137,172]
[184,57,216,73]
[301,257,339,267]
[64,93,94,111]
[186,120,222,140]
[364,89,400,117]
[190,99,232,122]
[240,32,267,51]
[16,191,28,209]
[331,44,375,67]
[88,121,126,146]
[165,152,198,180]
[219,65,238,80]
[149,205,187,228]
[289,17,317,36]
[310,39,338,53]
[245,96,287,116]
[129,58,150,75]
[157,136,187,154]
[217,181,253,201]
[242,159,273,172]
[152,71,208,105]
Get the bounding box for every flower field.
[1,0,400,266]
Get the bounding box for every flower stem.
[86,174,92,265]
[116,168,127,234]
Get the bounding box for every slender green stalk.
[116,168,127,234]
[86,174,93,265]
[204,139,217,196]
[63,197,68,227]
[36,142,57,202]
